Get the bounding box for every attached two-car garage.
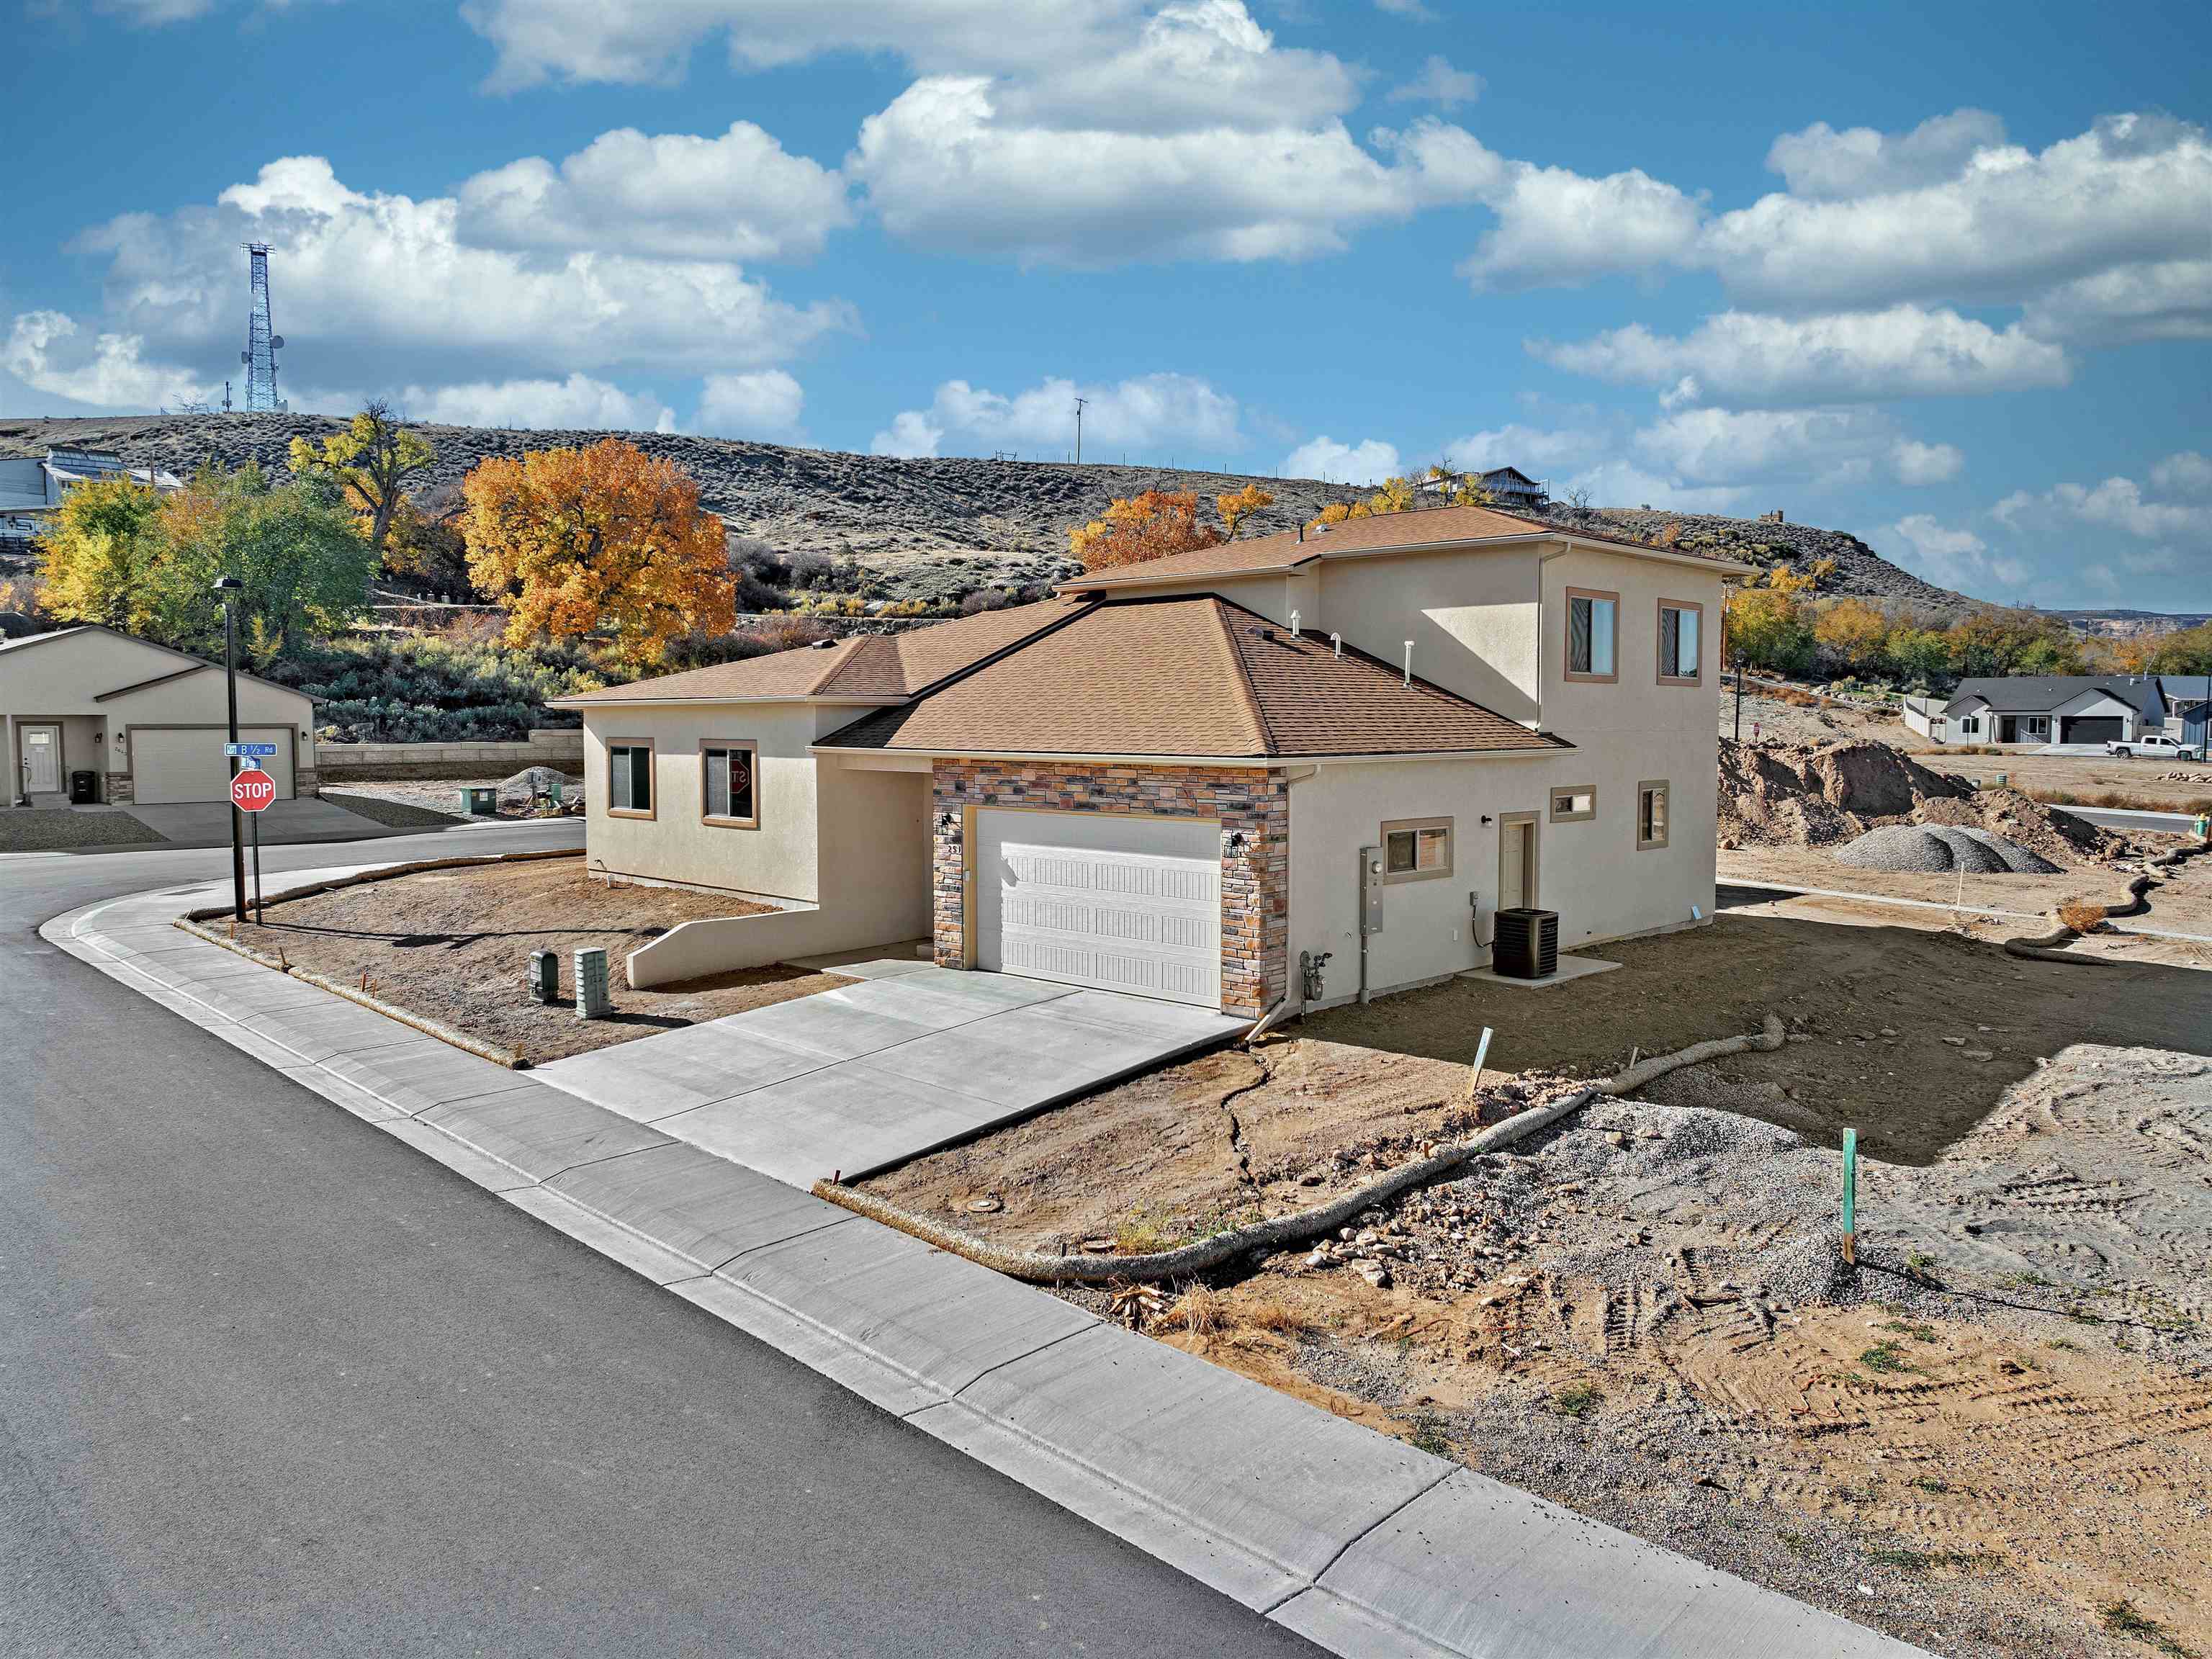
[128,726,298,805]
[974,809,1222,1008]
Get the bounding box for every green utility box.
[459,786,498,816]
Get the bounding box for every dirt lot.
[1718,683,2212,814]
[864,922,2212,1656]
[222,854,851,1062]
[322,774,584,824]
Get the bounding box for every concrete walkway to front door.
[531,958,1246,1187]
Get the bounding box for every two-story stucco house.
[553,503,1753,1019]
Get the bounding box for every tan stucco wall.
[1314,547,1543,722]
[579,702,932,986]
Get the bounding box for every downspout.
[1275,763,1317,1012]
[1533,541,1573,733]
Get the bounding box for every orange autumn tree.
[1069,489,1225,571]
[1215,482,1274,539]
[461,438,734,667]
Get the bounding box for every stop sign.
[230,768,278,812]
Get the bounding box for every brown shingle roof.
[557,598,1080,705]
[1058,503,1686,591]
[821,596,1567,760]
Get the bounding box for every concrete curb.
[44,867,1929,1659]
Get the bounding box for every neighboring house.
[1899,693,1951,742]
[1920,675,2168,747]
[555,503,1748,1018]
[1412,466,1549,511]
[1,626,317,806]
[2154,675,2212,749]
[0,447,184,542]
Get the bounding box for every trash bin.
[459,786,498,816]
[69,770,98,804]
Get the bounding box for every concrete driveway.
[533,957,1246,1187]
[121,795,428,847]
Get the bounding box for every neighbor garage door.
[130,727,295,805]
[974,809,1220,1008]
[2061,716,2123,745]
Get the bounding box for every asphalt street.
[1,822,1323,1658]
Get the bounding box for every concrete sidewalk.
[46,863,1925,1659]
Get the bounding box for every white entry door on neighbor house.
[974,808,1222,1008]
[21,725,61,793]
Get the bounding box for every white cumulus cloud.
[696,369,804,437]
[398,374,678,432]
[1889,438,1964,486]
[2,310,206,410]
[1881,513,2029,595]
[2150,451,2212,498]
[872,372,1238,460]
[456,122,851,264]
[1439,424,1598,474]
[1282,436,1401,484]
[1763,108,2008,201]
[1389,55,1482,108]
[1533,306,2069,407]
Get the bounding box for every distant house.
[1903,675,2168,747]
[2157,675,2212,748]
[1412,466,1549,512]
[0,447,184,542]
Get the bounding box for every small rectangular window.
[1566,588,1618,681]
[608,742,653,817]
[703,742,757,827]
[1549,786,1596,823]
[1380,817,1452,883]
[1637,781,1669,850]
[1658,600,1702,684]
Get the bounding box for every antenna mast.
[239,243,287,413]
[1073,396,1088,465]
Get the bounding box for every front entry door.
[1498,813,1539,910]
[21,725,60,794]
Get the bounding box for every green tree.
[288,400,435,559]
[34,474,168,631]
[1884,626,1952,689]
[149,464,377,660]
[1723,586,1816,675]
[2146,621,2212,677]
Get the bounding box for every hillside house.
[0,447,182,544]
[554,504,1750,1017]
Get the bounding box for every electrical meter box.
[1359,844,1385,935]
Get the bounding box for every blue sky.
[4,0,2208,610]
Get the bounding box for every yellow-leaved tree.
[1215,482,1274,540]
[288,400,435,558]
[461,439,734,667]
[1069,490,1224,570]
[35,474,168,632]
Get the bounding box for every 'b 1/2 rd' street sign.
[230,768,278,812]
[225,742,279,758]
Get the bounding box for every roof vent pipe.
[1403,642,1413,688]
[1331,632,1341,657]
[1289,610,1300,637]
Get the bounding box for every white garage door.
[131,727,295,805]
[975,809,1221,1008]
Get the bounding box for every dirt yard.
[220,855,852,1062]
[863,926,2212,1656]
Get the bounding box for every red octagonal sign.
[230,768,278,812]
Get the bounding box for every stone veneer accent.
[104,771,134,804]
[930,760,1288,1017]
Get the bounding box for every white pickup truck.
[2107,732,2207,761]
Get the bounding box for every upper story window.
[608,741,654,818]
[1658,600,1702,685]
[1565,588,1618,682]
[703,741,758,827]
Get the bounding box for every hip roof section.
[822,595,1568,760]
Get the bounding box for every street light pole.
[214,576,246,922]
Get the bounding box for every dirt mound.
[1720,739,2123,866]
[1836,824,2060,875]
[1718,738,1965,847]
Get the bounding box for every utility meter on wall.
[1359,845,1385,935]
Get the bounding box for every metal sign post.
[227,748,278,924]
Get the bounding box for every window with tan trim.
[1658,599,1703,685]
[701,740,758,828]
[607,739,655,819]
[1549,785,1596,823]
[1636,780,1669,850]
[1565,588,1618,682]
[1381,816,1453,884]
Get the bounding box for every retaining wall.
[315,728,583,781]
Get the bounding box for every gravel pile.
[1835,822,2059,875]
